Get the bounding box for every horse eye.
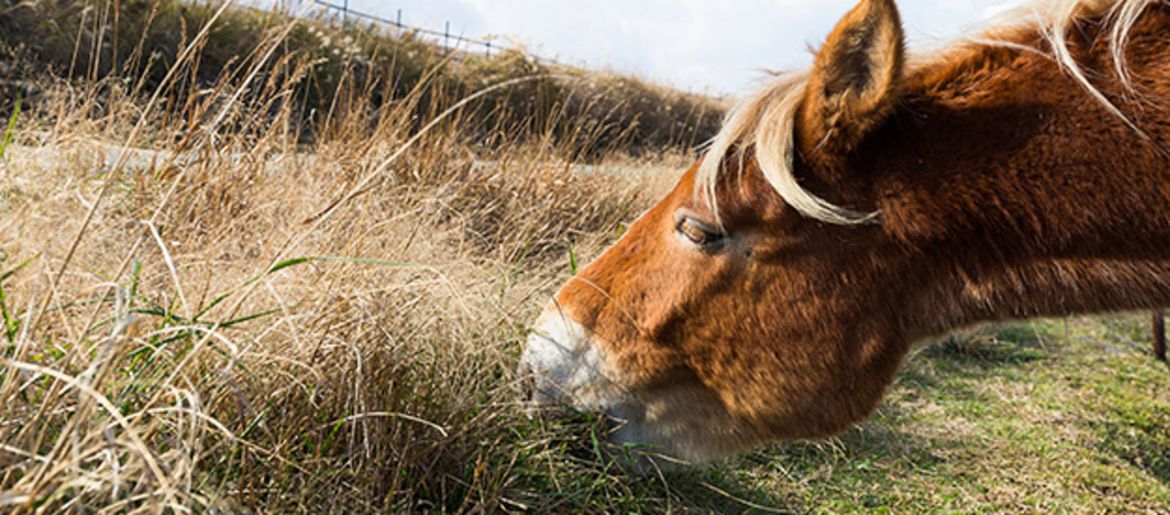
[676,217,725,247]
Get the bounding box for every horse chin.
[608,383,765,465]
[520,311,763,466]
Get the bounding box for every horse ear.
[800,0,905,158]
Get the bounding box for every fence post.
[444,21,450,53]
[1156,312,1168,362]
[342,0,348,24]
[396,9,403,35]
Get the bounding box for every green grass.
[691,318,1170,512]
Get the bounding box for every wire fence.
[308,0,559,66]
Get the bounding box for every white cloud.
[279,0,1033,94]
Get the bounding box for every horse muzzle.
[519,309,626,411]
[518,308,759,464]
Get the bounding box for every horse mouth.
[518,312,762,464]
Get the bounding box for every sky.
[269,0,1032,95]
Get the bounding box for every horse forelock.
[695,0,1163,226]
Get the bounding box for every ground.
[663,316,1170,513]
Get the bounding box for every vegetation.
[726,318,1170,512]
[0,0,724,158]
[0,0,1167,512]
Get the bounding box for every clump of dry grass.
[0,4,697,511]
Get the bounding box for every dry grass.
[0,5,694,510]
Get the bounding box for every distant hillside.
[0,0,725,158]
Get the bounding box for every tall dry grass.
[0,2,710,511]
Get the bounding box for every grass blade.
[268,255,423,273]
[194,256,425,322]
[0,93,21,160]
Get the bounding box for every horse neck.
[873,6,1170,337]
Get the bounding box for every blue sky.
[269,1,1030,95]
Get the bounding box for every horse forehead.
[667,159,785,223]
[711,162,791,226]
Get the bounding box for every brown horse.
[519,0,1170,463]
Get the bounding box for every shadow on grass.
[919,327,1052,371]
[721,416,965,512]
[1080,360,1170,489]
[662,469,800,513]
[505,410,800,512]
[1094,415,1170,488]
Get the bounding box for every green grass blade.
[218,308,282,329]
[567,246,579,275]
[194,256,425,322]
[0,93,21,160]
[0,256,33,342]
[128,260,143,304]
[0,256,35,283]
[268,255,423,273]
[0,281,13,342]
[267,256,317,274]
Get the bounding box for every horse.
[519,0,1170,463]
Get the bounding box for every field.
[1,1,1169,512]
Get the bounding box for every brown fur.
[544,0,1170,457]
[801,0,906,162]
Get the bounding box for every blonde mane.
[696,0,1163,225]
